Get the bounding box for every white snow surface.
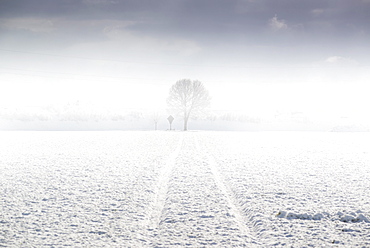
[1,131,370,247]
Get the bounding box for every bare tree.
[167,79,210,131]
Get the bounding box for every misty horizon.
[1,0,370,131]
[2,2,370,246]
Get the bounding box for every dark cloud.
[0,0,83,18]
[112,0,370,57]
[1,0,370,63]
[2,0,369,38]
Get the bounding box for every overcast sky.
[1,0,370,128]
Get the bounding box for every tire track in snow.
[148,133,183,230]
[152,133,253,246]
[195,136,264,245]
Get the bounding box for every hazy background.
[1,0,369,131]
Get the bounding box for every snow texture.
[1,131,370,247]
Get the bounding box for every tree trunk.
[184,117,188,131]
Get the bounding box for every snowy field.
[1,131,370,247]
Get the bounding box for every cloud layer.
[1,0,370,129]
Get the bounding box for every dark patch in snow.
[276,210,369,223]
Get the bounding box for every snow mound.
[276,211,325,220]
[276,210,369,223]
[338,212,370,223]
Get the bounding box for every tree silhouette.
[167,79,210,131]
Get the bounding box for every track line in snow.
[194,136,262,245]
[148,133,183,230]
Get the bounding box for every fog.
[1,0,370,131]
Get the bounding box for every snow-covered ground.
[1,131,369,247]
